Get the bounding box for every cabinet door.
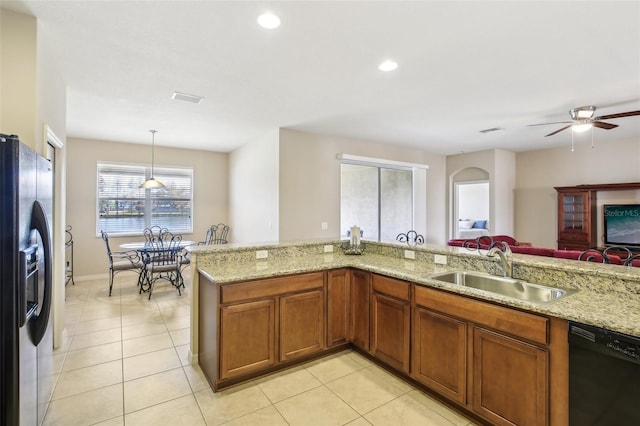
[327,269,350,347]
[349,269,370,351]
[473,327,549,426]
[280,289,325,361]
[412,307,467,404]
[220,299,276,380]
[371,292,410,373]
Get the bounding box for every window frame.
[96,161,194,237]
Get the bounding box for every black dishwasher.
[569,321,640,425]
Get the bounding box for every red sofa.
[447,235,640,266]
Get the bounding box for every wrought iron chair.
[100,230,144,296]
[143,230,184,299]
[143,226,169,244]
[200,223,230,245]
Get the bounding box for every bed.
[457,219,489,239]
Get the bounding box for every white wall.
[228,129,280,243]
[515,137,640,248]
[278,129,448,244]
[457,182,489,220]
[67,138,228,276]
[447,149,515,239]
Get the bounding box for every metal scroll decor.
[396,230,425,246]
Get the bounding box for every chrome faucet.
[487,241,513,278]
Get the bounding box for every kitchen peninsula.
[188,240,640,426]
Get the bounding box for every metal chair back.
[204,223,230,244]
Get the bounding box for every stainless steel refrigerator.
[0,134,54,425]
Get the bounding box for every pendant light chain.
[150,129,157,178]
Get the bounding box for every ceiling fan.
[528,106,640,137]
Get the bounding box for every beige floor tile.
[94,416,124,426]
[123,347,182,381]
[74,315,121,334]
[62,341,122,372]
[223,405,288,426]
[275,386,360,426]
[121,310,164,327]
[326,366,411,415]
[176,343,191,366]
[305,351,366,383]
[345,417,373,426]
[194,383,271,425]
[124,394,206,425]
[364,394,456,426]
[124,368,192,413]
[256,367,322,403]
[78,304,122,322]
[121,322,168,340]
[168,327,190,346]
[122,332,174,358]
[344,351,377,368]
[53,359,123,400]
[163,314,190,331]
[69,327,122,351]
[406,390,474,426]
[44,383,123,426]
[183,364,211,393]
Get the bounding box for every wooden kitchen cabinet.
[349,269,370,351]
[327,269,350,347]
[412,306,467,404]
[371,274,410,373]
[414,284,560,426]
[220,299,276,380]
[473,327,548,426]
[280,289,325,361]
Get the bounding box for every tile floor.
[44,271,477,426]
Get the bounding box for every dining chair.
[200,223,230,245]
[143,225,169,244]
[100,230,144,296]
[144,230,184,299]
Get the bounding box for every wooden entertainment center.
[555,182,640,251]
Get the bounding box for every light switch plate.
[404,250,416,260]
[256,250,268,259]
[324,245,333,253]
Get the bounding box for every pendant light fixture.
[140,130,165,189]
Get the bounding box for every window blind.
[97,162,193,236]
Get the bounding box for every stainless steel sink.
[428,270,577,304]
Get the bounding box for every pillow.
[458,220,473,229]
[472,220,487,229]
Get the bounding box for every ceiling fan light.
[572,122,593,133]
[570,106,596,120]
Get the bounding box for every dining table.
[120,240,195,295]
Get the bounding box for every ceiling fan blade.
[592,121,618,130]
[593,110,640,120]
[545,125,572,137]
[527,121,572,127]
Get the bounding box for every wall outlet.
[321,222,328,230]
[404,250,416,260]
[256,250,268,259]
[434,254,448,265]
[324,244,333,253]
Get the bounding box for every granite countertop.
[197,249,640,337]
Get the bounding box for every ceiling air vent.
[479,127,504,134]
[172,92,204,104]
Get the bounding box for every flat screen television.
[603,204,640,248]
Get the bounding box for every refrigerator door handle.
[28,200,52,346]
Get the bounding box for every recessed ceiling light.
[257,12,280,29]
[172,92,204,104]
[378,60,398,72]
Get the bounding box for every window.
[340,163,413,242]
[97,162,193,236]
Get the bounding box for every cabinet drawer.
[372,274,411,301]
[221,272,324,304]
[558,231,588,242]
[415,285,549,345]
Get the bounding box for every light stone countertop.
[194,243,640,337]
